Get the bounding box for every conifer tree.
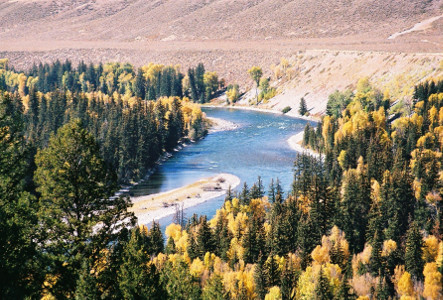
[255,253,267,300]
[405,221,424,280]
[188,233,199,260]
[299,97,308,116]
[0,92,41,298]
[75,260,99,300]
[315,268,332,300]
[34,119,135,296]
[165,237,176,254]
[118,228,165,299]
[197,215,215,257]
[202,274,225,300]
[149,221,164,255]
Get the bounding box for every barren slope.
[1,0,442,41]
[0,0,442,113]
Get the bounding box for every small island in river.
[130,173,240,224]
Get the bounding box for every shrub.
[282,106,292,114]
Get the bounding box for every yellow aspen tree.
[423,262,442,299]
[265,286,282,300]
[398,272,414,298]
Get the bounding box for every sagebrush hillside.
[0,0,442,111]
[0,0,442,41]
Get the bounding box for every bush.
[282,106,292,114]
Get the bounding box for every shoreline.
[287,131,320,158]
[113,114,239,198]
[131,173,241,225]
[202,103,322,157]
[201,103,321,122]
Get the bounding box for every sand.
[287,131,320,158]
[131,173,240,225]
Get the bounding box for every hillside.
[0,0,442,112]
[1,0,442,41]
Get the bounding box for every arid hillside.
[0,0,442,111]
[1,0,442,41]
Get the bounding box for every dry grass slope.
[0,0,442,112]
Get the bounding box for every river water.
[130,107,313,229]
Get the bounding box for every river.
[130,107,314,229]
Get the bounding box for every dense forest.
[0,59,217,183]
[1,56,443,300]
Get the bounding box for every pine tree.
[161,257,201,300]
[187,233,199,260]
[165,237,176,254]
[202,274,225,300]
[197,215,215,257]
[369,230,384,277]
[268,179,276,203]
[264,254,281,288]
[254,253,267,300]
[26,88,39,142]
[134,68,146,99]
[240,182,250,205]
[75,260,99,300]
[225,185,233,202]
[405,221,424,280]
[0,92,41,298]
[34,119,135,296]
[315,268,332,300]
[149,221,164,255]
[299,97,308,116]
[118,228,165,299]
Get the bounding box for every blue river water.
[130,107,313,230]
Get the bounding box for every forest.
[1,56,443,299]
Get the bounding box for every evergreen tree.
[299,97,308,116]
[165,237,176,254]
[254,253,267,300]
[202,274,225,300]
[405,221,424,280]
[34,119,135,296]
[134,68,146,99]
[0,92,41,298]
[187,233,199,260]
[197,215,215,257]
[118,228,165,299]
[149,221,164,255]
[369,230,384,277]
[161,257,201,300]
[239,182,250,205]
[315,268,333,300]
[264,254,280,288]
[75,260,99,300]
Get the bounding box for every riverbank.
[201,103,321,122]
[203,104,321,158]
[287,131,320,158]
[114,114,239,198]
[130,173,241,225]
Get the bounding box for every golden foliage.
[423,263,442,299]
[190,257,206,278]
[223,264,256,299]
[312,245,330,265]
[423,236,440,263]
[382,239,397,257]
[265,286,282,300]
[398,271,414,298]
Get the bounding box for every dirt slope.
[1,0,442,41]
[0,0,442,112]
